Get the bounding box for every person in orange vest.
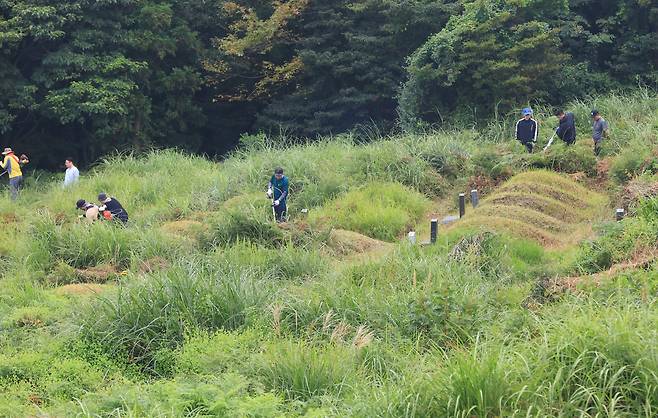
[1,148,29,201]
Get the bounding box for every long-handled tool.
[270,186,285,223]
[271,196,277,222]
[542,129,558,152]
[268,186,280,223]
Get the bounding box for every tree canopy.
[1,0,656,168]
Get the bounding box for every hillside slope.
[0,92,656,417]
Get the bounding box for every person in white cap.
[515,108,538,153]
[0,148,29,201]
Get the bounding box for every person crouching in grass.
[76,199,100,223]
[98,193,129,224]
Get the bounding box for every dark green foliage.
[401,0,658,126]
[254,0,457,137]
[400,0,568,125]
[1,0,656,164]
[0,0,224,168]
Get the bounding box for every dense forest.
[1,0,656,168]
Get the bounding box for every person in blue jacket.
[515,108,538,153]
[267,167,289,223]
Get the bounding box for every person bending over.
[98,193,129,224]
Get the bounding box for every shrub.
[3,306,55,329]
[576,216,657,274]
[471,147,517,181]
[309,183,430,242]
[176,330,263,376]
[29,218,180,271]
[610,144,658,184]
[0,351,105,404]
[78,263,275,370]
[405,283,479,346]
[526,141,597,175]
[50,374,285,417]
[204,205,285,248]
[258,341,356,400]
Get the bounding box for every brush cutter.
[271,197,277,222]
[269,186,287,223]
[267,186,277,223]
[542,129,558,152]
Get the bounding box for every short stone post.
[471,189,479,208]
[615,208,625,222]
[459,193,466,218]
[408,231,416,244]
[430,219,438,244]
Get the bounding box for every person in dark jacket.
[515,108,538,153]
[555,110,576,145]
[98,192,129,224]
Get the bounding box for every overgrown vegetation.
[1,0,655,167]
[0,91,657,416]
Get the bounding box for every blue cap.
[522,107,533,116]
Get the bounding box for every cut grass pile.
[326,229,393,260]
[454,170,608,246]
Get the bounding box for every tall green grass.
[78,262,275,370]
[0,90,656,416]
[309,182,430,242]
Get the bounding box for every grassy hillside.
[0,91,657,417]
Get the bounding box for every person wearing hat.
[515,108,538,153]
[555,109,577,145]
[591,110,609,156]
[98,193,129,224]
[76,199,100,223]
[266,167,289,223]
[0,148,29,201]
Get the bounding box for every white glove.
[267,189,273,198]
[274,200,280,206]
[99,205,106,211]
[78,214,84,219]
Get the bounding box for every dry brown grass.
[161,219,207,236]
[74,264,119,283]
[54,283,114,297]
[621,177,658,212]
[326,229,393,260]
[559,247,658,292]
[138,256,171,274]
[448,171,607,247]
